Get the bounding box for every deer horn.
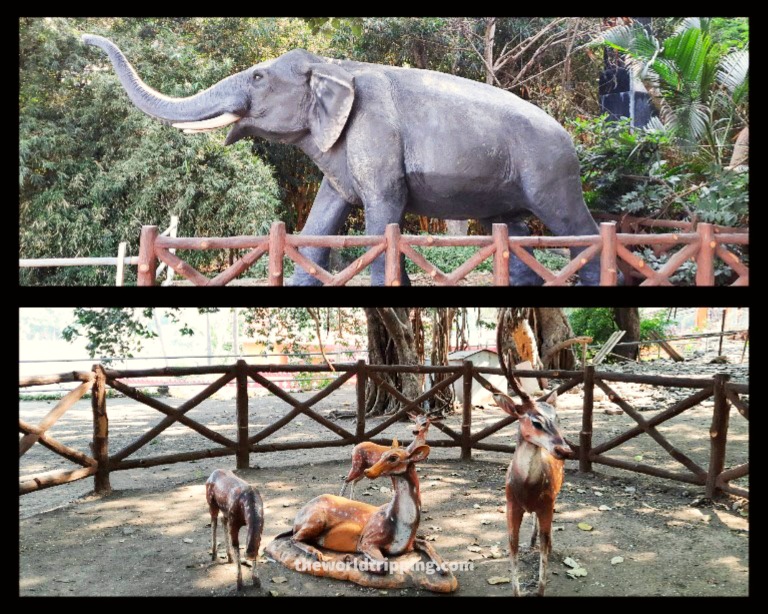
[497,315,532,403]
[391,438,400,448]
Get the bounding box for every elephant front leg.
[363,198,410,287]
[482,217,544,286]
[286,178,352,286]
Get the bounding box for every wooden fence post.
[696,223,716,286]
[461,361,473,460]
[137,226,158,286]
[579,365,595,473]
[115,242,127,287]
[492,223,510,286]
[269,221,285,286]
[91,364,111,494]
[356,360,367,442]
[706,373,730,498]
[236,360,249,469]
[599,222,618,286]
[385,224,402,286]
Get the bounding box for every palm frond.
[717,48,749,104]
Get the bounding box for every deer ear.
[493,393,524,417]
[308,63,354,153]
[391,438,399,449]
[542,391,558,407]
[408,444,430,463]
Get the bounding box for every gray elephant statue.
[83,34,602,286]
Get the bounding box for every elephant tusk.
[172,112,241,132]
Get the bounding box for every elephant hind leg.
[480,215,544,286]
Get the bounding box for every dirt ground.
[19,345,749,597]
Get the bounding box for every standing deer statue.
[496,341,573,596]
[279,442,446,575]
[340,410,440,499]
[205,469,265,591]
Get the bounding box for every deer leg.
[414,537,448,576]
[506,502,525,597]
[221,517,233,563]
[359,543,389,575]
[290,523,327,563]
[210,511,219,561]
[535,507,554,597]
[229,523,243,591]
[529,515,539,550]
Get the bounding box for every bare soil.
[19,353,749,597]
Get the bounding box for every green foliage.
[598,18,748,164]
[568,308,617,346]
[19,18,299,285]
[570,115,673,211]
[61,307,200,360]
[405,246,493,276]
[639,311,676,340]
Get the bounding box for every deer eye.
[531,420,543,430]
[388,455,399,463]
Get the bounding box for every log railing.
[20,362,748,500]
[137,221,749,286]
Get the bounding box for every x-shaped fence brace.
[139,221,748,286]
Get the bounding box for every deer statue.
[496,338,573,597]
[205,469,265,591]
[279,441,446,575]
[340,410,441,499]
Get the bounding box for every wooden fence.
[19,362,748,500]
[136,221,748,286]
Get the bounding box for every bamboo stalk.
[356,360,366,442]
[640,241,700,286]
[103,365,235,378]
[400,242,449,284]
[471,441,516,453]
[716,462,749,484]
[724,387,749,420]
[156,236,268,250]
[509,244,556,283]
[696,223,716,286]
[367,438,458,449]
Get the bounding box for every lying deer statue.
[279,442,446,575]
[340,410,440,499]
[205,469,265,590]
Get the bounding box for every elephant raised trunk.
[81,34,246,132]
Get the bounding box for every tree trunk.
[535,308,576,369]
[612,307,641,360]
[429,308,456,413]
[363,308,422,416]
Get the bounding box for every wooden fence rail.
[137,221,749,286]
[19,362,749,500]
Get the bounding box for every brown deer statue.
[340,410,441,499]
[205,469,265,591]
[496,340,573,596]
[279,441,446,575]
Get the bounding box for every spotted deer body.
[340,411,439,499]
[284,443,446,574]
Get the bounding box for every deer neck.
[512,437,547,486]
[384,465,420,553]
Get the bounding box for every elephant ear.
[308,63,355,153]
